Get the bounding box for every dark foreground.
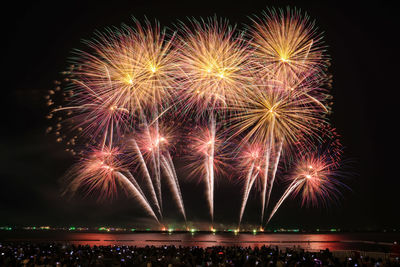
[1,242,399,267]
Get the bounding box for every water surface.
[1,232,398,252]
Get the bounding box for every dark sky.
[1,1,398,230]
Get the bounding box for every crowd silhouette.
[1,242,398,266]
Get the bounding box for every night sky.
[1,1,398,230]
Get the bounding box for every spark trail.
[116,172,159,223]
[131,139,161,218]
[265,140,283,214]
[208,117,216,221]
[160,155,187,221]
[267,178,302,224]
[239,165,260,227]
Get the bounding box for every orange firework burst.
[230,78,328,149]
[70,19,178,114]
[176,17,253,116]
[249,8,328,84]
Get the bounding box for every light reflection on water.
[2,232,398,251]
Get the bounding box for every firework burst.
[267,148,346,224]
[176,17,253,116]
[135,121,175,158]
[50,79,131,148]
[70,19,178,115]
[249,8,328,84]
[62,146,159,222]
[230,78,327,147]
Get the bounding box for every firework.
[135,121,186,221]
[135,121,175,158]
[160,153,187,221]
[186,122,228,221]
[70,19,178,115]
[175,17,253,222]
[237,142,264,226]
[249,8,328,84]
[62,146,159,222]
[52,18,182,223]
[48,19,180,152]
[176,17,253,116]
[48,10,346,227]
[230,76,328,224]
[267,148,345,224]
[128,137,162,218]
[231,79,327,146]
[50,79,131,149]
